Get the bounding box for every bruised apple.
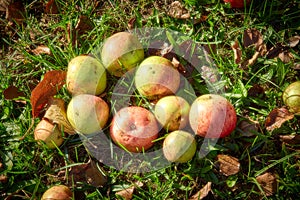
[110,106,159,153]
[282,81,300,114]
[41,185,72,200]
[154,95,190,131]
[223,0,251,8]
[101,32,144,77]
[163,130,196,163]
[135,56,180,100]
[189,94,237,138]
[66,55,106,95]
[34,119,64,149]
[67,94,109,134]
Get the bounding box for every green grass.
[1,0,300,199]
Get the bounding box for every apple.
[282,81,300,114]
[110,106,159,153]
[101,32,144,77]
[154,95,190,131]
[67,94,109,134]
[223,0,251,8]
[135,56,180,100]
[189,94,237,138]
[34,119,64,149]
[41,185,72,200]
[163,130,197,163]
[66,55,107,95]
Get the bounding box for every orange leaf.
[265,107,294,131]
[30,70,66,118]
[3,85,25,100]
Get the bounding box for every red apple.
[101,32,144,77]
[154,95,190,131]
[189,94,237,138]
[110,106,159,153]
[34,119,64,149]
[41,185,72,200]
[66,55,107,95]
[135,56,180,100]
[282,81,300,114]
[223,0,251,8]
[163,130,197,163]
[67,94,109,134]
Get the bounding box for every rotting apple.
[34,119,64,149]
[223,0,251,8]
[110,106,159,153]
[41,185,72,200]
[67,94,109,134]
[135,56,180,100]
[66,55,106,95]
[163,130,196,163]
[282,81,300,114]
[101,32,144,77]
[154,95,190,131]
[189,94,237,138]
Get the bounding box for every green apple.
[135,56,180,100]
[101,32,144,77]
[282,81,300,114]
[154,95,190,131]
[163,130,197,163]
[189,94,237,138]
[67,94,109,134]
[66,55,106,95]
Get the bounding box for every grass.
[1,0,300,199]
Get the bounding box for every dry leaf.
[31,45,51,55]
[128,17,136,29]
[232,40,242,64]
[189,182,212,200]
[279,134,300,145]
[115,182,143,200]
[217,154,240,176]
[238,120,258,137]
[30,70,66,118]
[288,35,300,48]
[278,51,293,63]
[256,172,277,196]
[265,107,294,132]
[44,98,76,135]
[0,0,12,12]
[168,1,190,19]
[293,63,300,70]
[243,28,263,50]
[75,15,94,35]
[45,0,59,14]
[248,84,265,97]
[240,44,267,69]
[3,85,25,100]
[0,174,8,183]
[6,0,25,24]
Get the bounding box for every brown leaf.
[3,85,25,100]
[266,44,285,59]
[128,17,136,30]
[248,84,265,97]
[45,0,59,14]
[293,63,300,70]
[6,0,25,24]
[256,172,277,196]
[217,154,240,176]
[115,182,143,200]
[265,107,294,131]
[31,45,51,55]
[279,134,300,145]
[243,28,263,49]
[0,174,8,183]
[232,40,242,64]
[75,15,94,36]
[240,44,267,69]
[0,0,12,12]
[30,70,66,118]
[168,1,190,19]
[288,35,300,48]
[189,182,212,200]
[238,120,258,137]
[278,51,293,63]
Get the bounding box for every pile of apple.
[35,32,238,163]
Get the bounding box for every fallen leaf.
[128,17,136,29]
[0,0,12,12]
[189,182,212,200]
[115,181,143,200]
[45,0,59,14]
[30,70,66,118]
[0,174,8,183]
[293,63,300,70]
[31,45,51,55]
[75,15,94,36]
[256,172,277,196]
[243,28,263,50]
[278,51,293,63]
[248,84,265,97]
[265,107,294,132]
[279,134,300,145]
[240,44,267,69]
[238,120,258,137]
[217,154,240,176]
[232,40,242,64]
[266,44,286,59]
[3,85,25,100]
[288,35,300,48]
[168,1,190,19]
[6,0,25,24]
